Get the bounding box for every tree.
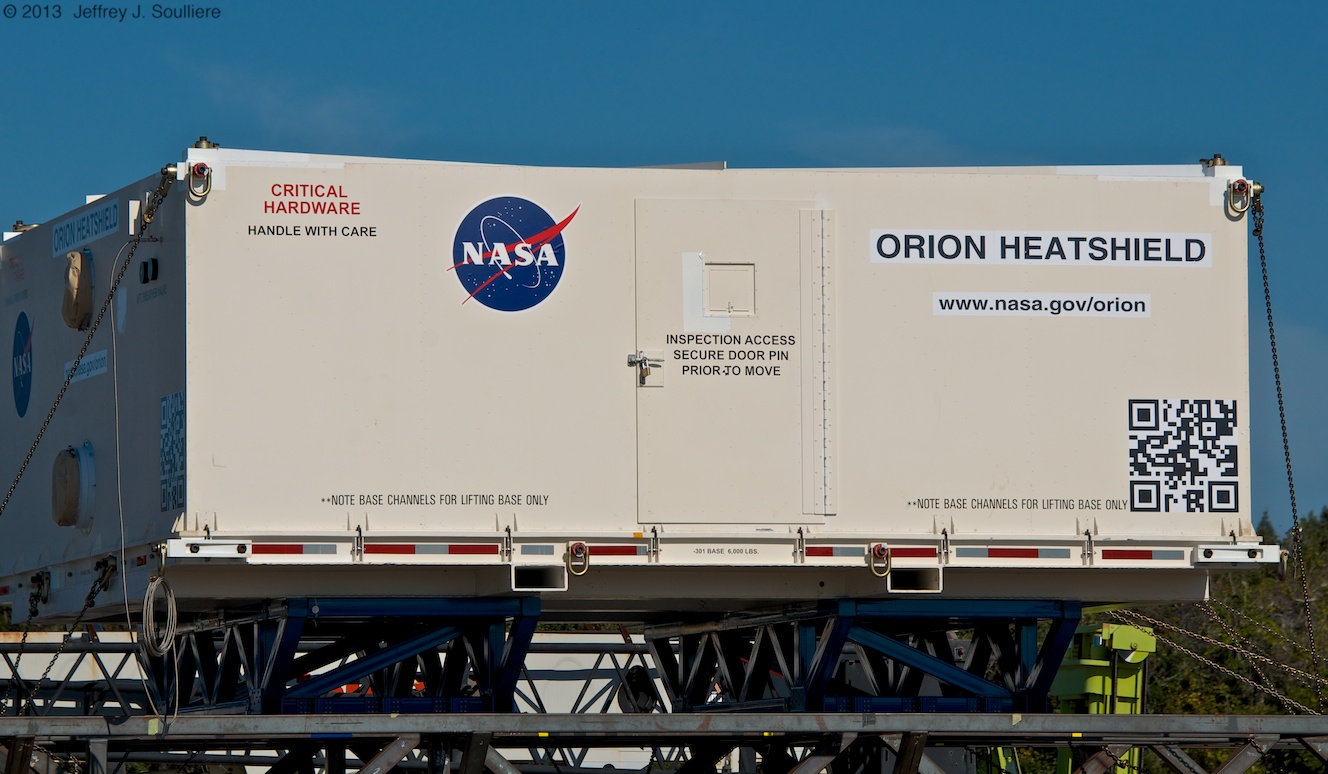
[1117,510,1328,771]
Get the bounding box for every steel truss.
[646,600,1081,713]
[0,639,151,717]
[146,598,539,715]
[2,713,1326,774]
[3,598,1323,773]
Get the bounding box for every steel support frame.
[1,714,1326,774]
[150,597,539,715]
[645,599,1081,713]
[514,638,674,771]
[0,642,149,717]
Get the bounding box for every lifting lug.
[567,541,589,576]
[1228,178,1262,214]
[869,543,892,578]
[189,162,213,198]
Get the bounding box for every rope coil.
[141,575,177,659]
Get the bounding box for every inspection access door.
[634,199,834,525]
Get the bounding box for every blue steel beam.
[493,615,538,712]
[839,602,1078,621]
[847,625,1011,698]
[285,625,462,699]
[1026,603,1082,701]
[284,597,538,619]
[1018,621,1038,685]
[804,617,854,710]
[837,599,1076,622]
[261,616,306,714]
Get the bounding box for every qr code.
[1128,399,1238,513]
[160,391,185,511]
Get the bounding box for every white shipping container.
[0,147,1273,619]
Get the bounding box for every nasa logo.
[12,312,32,419]
[452,197,579,312]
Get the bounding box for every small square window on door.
[704,263,755,317]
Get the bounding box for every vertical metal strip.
[817,211,836,515]
[800,210,818,515]
[801,210,836,516]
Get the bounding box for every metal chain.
[20,562,114,716]
[0,166,170,719]
[1116,608,1328,691]
[1198,603,1278,697]
[1253,191,1326,711]
[1210,597,1314,658]
[27,739,72,774]
[0,592,39,715]
[0,168,175,522]
[20,565,114,716]
[1113,612,1317,715]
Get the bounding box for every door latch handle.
[628,352,662,385]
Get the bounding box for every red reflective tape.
[890,548,938,558]
[365,544,416,555]
[589,545,642,556]
[135,555,148,567]
[447,544,499,555]
[1102,549,1154,560]
[805,547,835,557]
[253,544,303,555]
[988,548,1039,559]
[0,586,9,596]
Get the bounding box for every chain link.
[0,597,37,715]
[1254,191,1326,711]
[0,169,175,522]
[1198,602,1278,694]
[1210,597,1315,658]
[1113,611,1317,715]
[1116,608,1328,692]
[20,565,114,717]
[0,167,171,720]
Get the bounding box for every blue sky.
[1,1,1324,533]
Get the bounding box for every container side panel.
[831,171,1248,539]
[0,179,186,578]
[183,163,639,536]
